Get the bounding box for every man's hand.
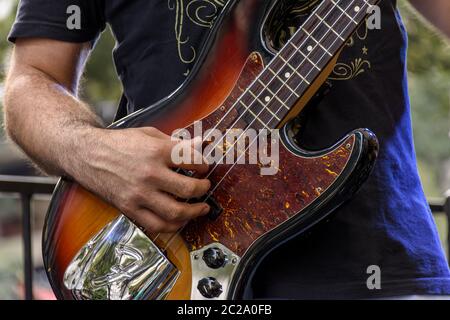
[79,127,211,233]
[4,38,210,234]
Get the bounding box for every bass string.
[156,0,369,248]
[157,0,371,248]
[201,2,360,182]
[180,0,340,182]
[202,0,373,194]
[150,0,331,244]
[158,0,369,248]
[195,0,368,183]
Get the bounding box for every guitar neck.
[238,0,378,130]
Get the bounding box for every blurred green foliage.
[81,28,121,104]
[398,0,450,196]
[0,1,121,105]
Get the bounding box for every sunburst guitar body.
[43,0,379,300]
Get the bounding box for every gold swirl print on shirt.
[168,0,228,75]
[168,0,372,79]
[265,0,374,82]
[328,21,372,81]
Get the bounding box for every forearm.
[4,63,105,178]
[408,0,450,39]
[2,36,211,233]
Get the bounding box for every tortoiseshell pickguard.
[181,53,354,257]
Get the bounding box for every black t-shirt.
[8,0,450,298]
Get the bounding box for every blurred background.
[0,0,449,299]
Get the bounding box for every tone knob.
[202,247,227,269]
[197,277,223,299]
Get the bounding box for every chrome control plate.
[190,243,240,300]
[64,215,179,300]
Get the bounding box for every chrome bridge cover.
[64,215,179,300]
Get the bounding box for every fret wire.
[279,46,312,84]
[308,0,365,51]
[246,5,334,128]
[294,0,370,54]
[312,0,337,21]
[269,56,310,94]
[291,0,336,48]
[338,0,375,23]
[283,1,357,77]
[299,27,333,57]
[247,90,281,121]
[280,43,324,86]
[202,0,330,133]
[271,0,374,127]
[237,0,372,130]
[267,67,300,98]
[185,0,372,198]
[256,78,290,110]
[240,94,274,126]
[238,101,270,130]
[330,0,358,24]
[267,57,315,110]
[285,2,349,73]
[291,45,321,71]
[281,0,372,102]
[192,0,376,233]
[314,12,345,40]
[266,2,345,87]
[262,0,367,125]
[336,0,369,15]
[354,0,374,21]
[302,0,359,45]
[248,0,348,123]
[202,0,374,191]
[256,68,304,109]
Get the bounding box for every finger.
[167,137,209,173]
[131,208,185,234]
[143,191,210,222]
[156,168,211,199]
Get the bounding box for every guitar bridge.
[64,216,179,300]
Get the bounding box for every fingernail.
[202,205,210,215]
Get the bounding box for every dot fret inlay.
[236,0,370,130]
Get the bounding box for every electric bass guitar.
[43,0,379,300]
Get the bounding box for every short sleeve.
[8,0,106,45]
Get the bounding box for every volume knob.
[202,247,227,269]
[197,277,223,299]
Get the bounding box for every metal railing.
[0,175,57,300]
[428,193,450,260]
[0,175,448,300]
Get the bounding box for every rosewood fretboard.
[236,0,378,130]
